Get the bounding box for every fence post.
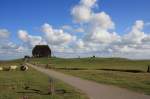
[147,65,150,73]
[48,77,55,95]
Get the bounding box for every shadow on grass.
[17,87,71,95]
[17,88,49,95]
[55,89,72,94]
[97,68,144,73]
[56,68,144,73]
[56,68,88,70]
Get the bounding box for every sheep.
[24,66,28,71]
[0,67,3,71]
[9,65,18,70]
[20,65,28,71]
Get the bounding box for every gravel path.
[28,63,150,99]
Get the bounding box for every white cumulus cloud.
[71,0,118,47]
[122,20,145,44]
[42,23,76,45]
[18,30,46,47]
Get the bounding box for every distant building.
[32,45,51,58]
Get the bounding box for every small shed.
[32,45,51,58]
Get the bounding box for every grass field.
[0,59,87,99]
[29,57,150,95]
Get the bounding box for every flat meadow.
[30,57,150,95]
[0,59,87,99]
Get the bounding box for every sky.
[0,0,150,60]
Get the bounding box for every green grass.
[29,57,150,70]
[0,60,87,99]
[29,57,150,95]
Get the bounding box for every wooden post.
[48,77,55,95]
[147,65,150,73]
[45,64,49,69]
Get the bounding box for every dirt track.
[28,63,150,99]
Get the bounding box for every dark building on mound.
[32,45,51,58]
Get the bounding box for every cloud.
[106,20,150,59]
[72,5,91,23]
[74,27,85,33]
[0,41,17,50]
[71,0,97,23]
[80,0,97,8]
[85,30,120,44]
[18,30,29,42]
[62,25,73,31]
[122,20,145,44]
[70,0,150,59]
[0,40,28,56]
[42,23,76,45]
[18,30,46,47]
[71,0,114,29]
[0,29,29,59]
[71,0,117,45]
[0,29,10,38]
[71,0,150,59]
[76,39,85,49]
[90,12,115,30]
[62,25,84,33]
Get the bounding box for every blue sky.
[0,0,150,35]
[0,0,150,60]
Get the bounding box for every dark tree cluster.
[32,45,51,58]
